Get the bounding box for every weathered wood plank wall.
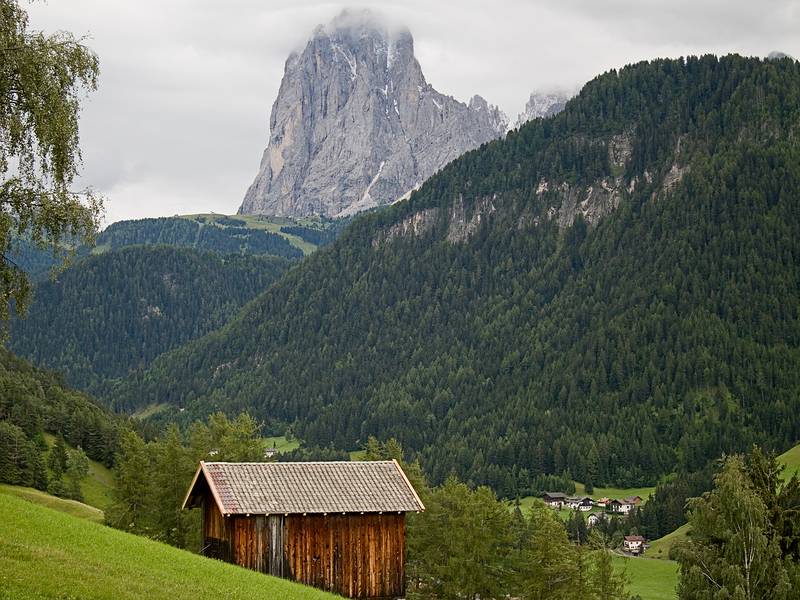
[200,489,406,599]
[283,513,405,599]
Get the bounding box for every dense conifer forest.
[0,348,122,494]
[107,55,800,496]
[10,246,291,393]
[97,217,304,258]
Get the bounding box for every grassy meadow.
[0,484,104,523]
[574,482,657,501]
[181,213,319,255]
[613,555,678,600]
[778,442,800,481]
[0,493,338,600]
[646,524,690,560]
[43,433,115,510]
[264,435,301,454]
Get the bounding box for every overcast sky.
[26,0,800,225]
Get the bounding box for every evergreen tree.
[64,446,89,501]
[106,431,153,534]
[151,425,195,548]
[515,503,578,599]
[47,437,68,477]
[588,530,629,600]
[408,478,513,600]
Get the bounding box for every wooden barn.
[182,460,425,599]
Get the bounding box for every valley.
[2,1,799,598]
[106,55,800,502]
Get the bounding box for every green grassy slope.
[263,435,301,453]
[180,214,318,255]
[613,556,678,600]
[0,493,338,600]
[43,433,115,510]
[574,482,656,501]
[646,524,690,560]
[0,484,103,523]
[778,441,800,481]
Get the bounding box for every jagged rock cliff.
[239,9,508,218]
[514,91,569,128]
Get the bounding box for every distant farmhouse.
[566,496,594,511]
[542,492,567,508]
[587,511,607,528]
[609,496,643,514]
[623,535,646,554]
[183,460,425,599]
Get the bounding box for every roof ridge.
[186,460,425,515]
[202,460,397,465]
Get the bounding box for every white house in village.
[587,512,607,527]
[623,535,646,555]
[563,496,594,511]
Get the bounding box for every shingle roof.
[542,492,567,499]
[183,460,425,515]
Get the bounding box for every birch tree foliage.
[0,0,102,321]
[676,455,792,600]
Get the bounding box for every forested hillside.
[0,348,122,497]
[113,55,800,496]
[9,215,309,283]
[96,216,304,259]
[10,246,291,393]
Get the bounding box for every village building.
[566,496,594,511]
[623,535,646,555]
[608,498,634,514]
[182,460,425,599]
[595,497,611,507]
[541,492,568,509]
[587,511,607,528]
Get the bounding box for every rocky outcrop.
[240,9,508,218]
[372,207,438,246]
[375,130,693,247]
[514,91,569,128]
[446,195,496,243]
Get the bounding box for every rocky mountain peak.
[239,9,507,218]
[514,91,570,128]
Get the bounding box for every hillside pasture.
[43,433,115,510]
[0,493,339,600]
[613,555,678,600]
[778,441,800,480]
[0,484,103,523]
